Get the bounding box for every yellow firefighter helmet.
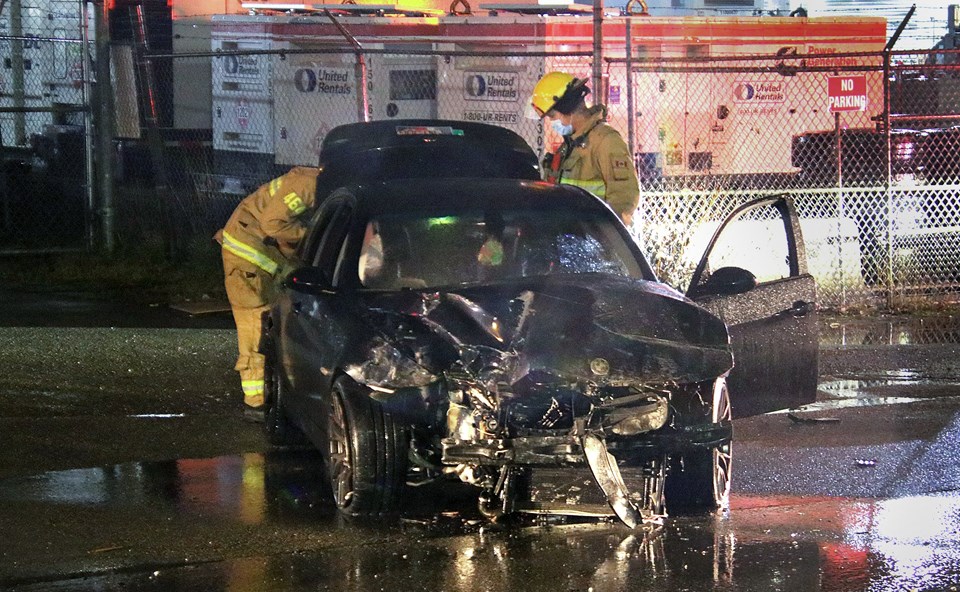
[528,72,589,118]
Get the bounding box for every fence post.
[625,16,635,160]
[324,9,369,123]
[592,0,603,101]
[10,0,26,146]
[94,0,116,255]
[835,111,846,309]
[882,5,915,308]
[882,49,893,307]
[81,0,96,251]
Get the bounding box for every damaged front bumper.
[440,420,732,527]
[440,421,732,467]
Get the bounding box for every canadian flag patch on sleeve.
[612,157,631,180]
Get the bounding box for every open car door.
[686,196,819,418]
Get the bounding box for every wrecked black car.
[262,121,819,526]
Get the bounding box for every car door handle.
[781,300,813,317]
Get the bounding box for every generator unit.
[210,2,886,185]
[212,6,442,183]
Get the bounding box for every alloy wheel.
[328,393,354,507]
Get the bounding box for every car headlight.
[344,339,437,390]
[609,395,670,436]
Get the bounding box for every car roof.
[339,177,617,218]
[315,120,541,196]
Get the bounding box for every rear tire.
[326,376,408,516]
[665,379,732,513]
[263,346,306,447]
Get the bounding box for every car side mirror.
[692,266,757,298]
[286,266,334,294]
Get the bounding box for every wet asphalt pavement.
[2,290,960,591]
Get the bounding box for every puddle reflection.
[821,316,960,347]
[816,376,960,408]
[4,454,960,591]
[0,450,334,523]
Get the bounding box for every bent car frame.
[261,120,819,527]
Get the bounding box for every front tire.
[665,379,732,513]
[327,376,408,516]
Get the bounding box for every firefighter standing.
[218,166,320,418]
[530,72,640,226]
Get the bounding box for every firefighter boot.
[239,366,266,424]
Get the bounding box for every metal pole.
[81,0,96,251]
[879,7,914,308]
[880,6,915,302]
[95,0,115,254]
[592,0,603,102]
[835,112,842,187]
[10,0,25,146]
[834,111,845,308]
[324,9,369,123]
[884,4,916,52]
[625,15,635,158]
[882,50,893,307]
[624,0,647,148]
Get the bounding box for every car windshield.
[358,208,645,289]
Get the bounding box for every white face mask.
[551,119,574,137]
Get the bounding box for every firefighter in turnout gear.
[530,72,640,226]
[218,166,319,419]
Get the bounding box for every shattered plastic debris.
[854,459,877,467]
[582,434,643,528]
[88,545,124,554]
[787,413,841,424]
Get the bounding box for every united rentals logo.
[464,72,519,101]
[733,80,785,103]
[294,68,352,95]
[223,54,261,76]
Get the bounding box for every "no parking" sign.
[828,75,867,112]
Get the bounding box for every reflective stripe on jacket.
[546,106,640,220]
[222,230,280,275]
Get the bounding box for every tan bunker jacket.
[543,106,640,223]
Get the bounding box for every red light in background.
[819,542,871,590]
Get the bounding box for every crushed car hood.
[359,275,733,386]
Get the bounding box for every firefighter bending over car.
[530,72,640,227]
[217,166,319,419]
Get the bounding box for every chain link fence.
[2,7,959,312]
[0,0,91,253]
[125,46,960,311]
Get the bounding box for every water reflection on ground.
[816,316,960,412]
[3,450,960,591]
[821,315,960,347]
[814,376,960,409]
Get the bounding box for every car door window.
[315,204,353,285]
[299,199,342,264]
[688,196,805,298]
[703,203,791,284]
